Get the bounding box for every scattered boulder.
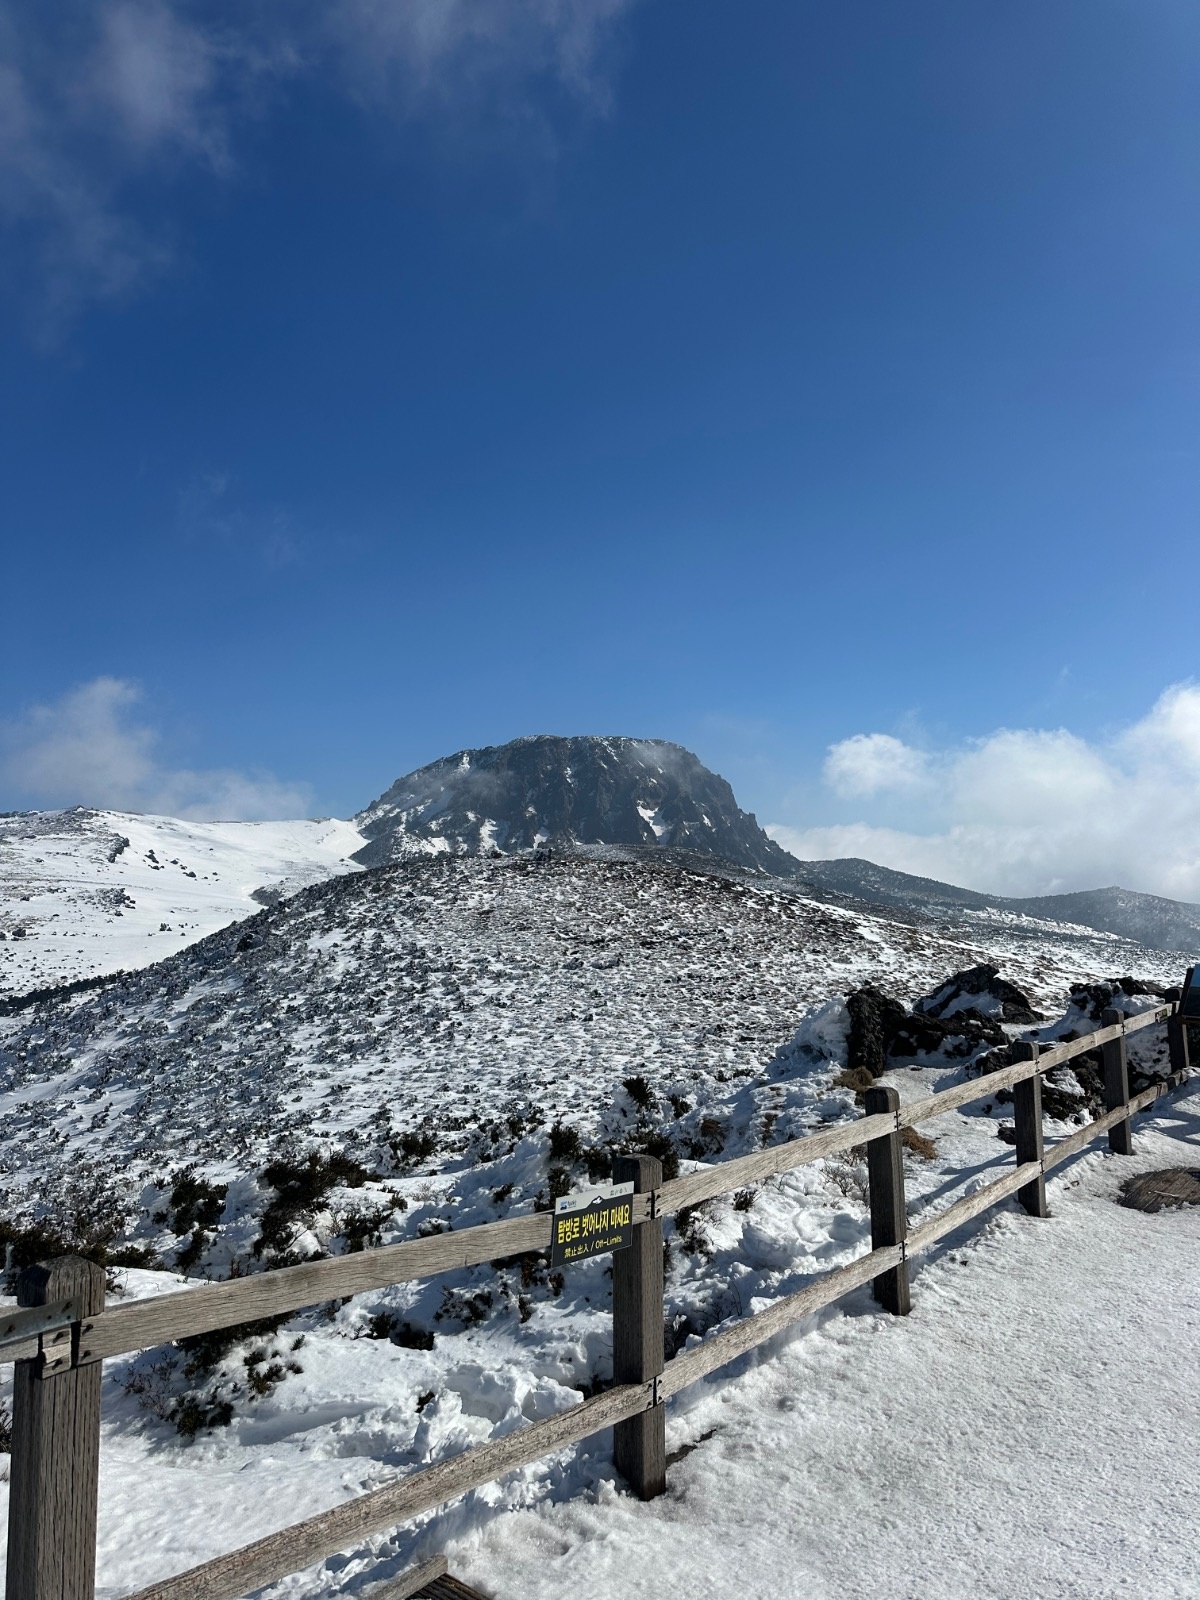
[1067,977,1171,1025]
[916,964,1042,1025]
[845,985,908,1078]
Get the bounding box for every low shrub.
[901,1127,937,1161]
[389,1130,437,1168]
[547,1122,582,1163]
[167,1169,227,1235]
[622,1075,655,1112]
[255,1150,372,1257]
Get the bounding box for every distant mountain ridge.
[792,857,1200,959]
[353,735,798,876]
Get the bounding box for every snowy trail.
[446,1092,1200,1600]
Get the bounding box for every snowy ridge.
[0,808,365,996]
[789,855,1200,958]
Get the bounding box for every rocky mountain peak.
[353,734,800,876]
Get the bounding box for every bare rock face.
[353,735,800,876]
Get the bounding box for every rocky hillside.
[793,857,1200,959]
[353,736,799,875]
[0,850,1185,1252]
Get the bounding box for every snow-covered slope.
[0,808,365,996]
[0,847,1192,1596]
[790,855,1200,958]
[0,850,1186,1235]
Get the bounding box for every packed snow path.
[446,1091,1200,1600]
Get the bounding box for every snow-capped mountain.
[6,738,1200,1006]
[353,735,799,876]
[0,807,365,996]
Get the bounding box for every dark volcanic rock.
[1067,977,1171,1025]
[353,735,800,876]
[916,964,1042,1025]
[846,985,909,1078]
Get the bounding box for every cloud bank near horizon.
[768,684,1200,903]
[0,677,310,820]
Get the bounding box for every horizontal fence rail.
[5,1001,1170,1370]
[3,985,1193,1600]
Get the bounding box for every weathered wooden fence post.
[1168,1012,1191,1077]
[1010,1041,1048,1217]
[863,1085,910,1316]
[7,1256,106,1600]
[1168,968,1193,1077]
[611,1153,665,1500]
[1101,1007,1134,1156]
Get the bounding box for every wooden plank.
[611,1154,666,1501]
[412,1578,488,1600]
[1041,1070,1192,1174]
[0,1299,79,1347]
[898,1011,1170,1131]
[7,1257,106,1600]
[1128,1069,1191,1111]
[1041,1103,1129,1172]
[863,1085,910,1315]
[80,1207,567,1363]
[899,1055,1044,1128]
[1101,1006,1133,1156]
[121,1380,654,1600]
[659,1243,905,1400]
[656,1112,897,1215]
[0,1336,42,1366]
[360,1554,448,1599]
[905,1163,1040,1257]
[1115,1005,1173,1037]
[1010,1043,1048,1218]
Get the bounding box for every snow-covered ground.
[0,809,365,996]
[2,1069,1195,1598]
[1,850,1195,1599]
[454,1098,1200,1600]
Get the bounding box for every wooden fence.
[2,985,1195,1600]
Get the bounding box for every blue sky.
[2,1,1199,896]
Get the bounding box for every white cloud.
[0,677,310,820]
[824,732,929,798]
[0,0,635,327]
[768,683,1200,901]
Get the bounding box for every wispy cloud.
[177,472,300,569]
[0,677,310,819]
[0,0,636,331]
[768,683,1200,901]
